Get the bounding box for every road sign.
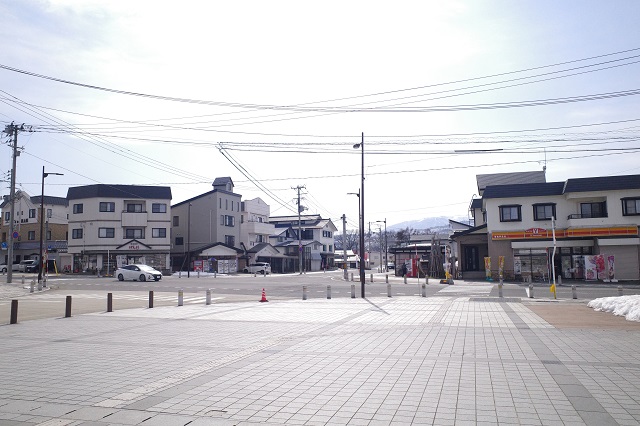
[12,231,18,239]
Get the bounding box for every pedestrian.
[401,263,407,277]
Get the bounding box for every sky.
[1,0,640,230]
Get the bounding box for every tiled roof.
[564,174,640,193]
[482,182,565,199]
[476,171,546,193]
[67,185,171,200]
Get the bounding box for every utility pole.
[4,122,29,284]
[342,214,347,280]
[293,185,306,274]
[368,221,372,272]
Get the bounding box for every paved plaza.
[2,281,640,425]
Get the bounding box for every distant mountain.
[388,216,469,231]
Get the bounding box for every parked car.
[115,264,162,282]
[243,262,271,274]
[0,263,20,272]
[18,259,38,273]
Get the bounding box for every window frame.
[99,202,116,212]
[499,204,522,222]
[126,203,144,213]
[152,228,167,238]
[124,228,144,239]
[73,203,83,214]
[622,198,640,216]
[28,230,35,240]
[29,208,36,219]
[72,228,83,239]
[152,203,167,213]
[533,203,556,221]
[98,227,115,238]
[580,201,607,218]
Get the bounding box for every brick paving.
[1,281,639,425]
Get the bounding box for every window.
[329,245,333,252]
[622,198,640,216]
[73,204,83,214]
[152,203,167,213]
[28,231,35,240]
[499,205,521,222]
[173,216,179,226]
[98,228,115,238]
[222,215,235,227]
[125,228,144,239]
[152,228,166,238]
[29,209,36,218]
[46,230,51,240]
[47,209,52,218]
[126,203,143,213]
[323,230,332,238]
[533,203,556,221]
[4,212,10,222]
[175,236,183,246]
[580,202,607,218]
[99,202,115,212]
[72,229,83,239]
[225,235,235,246]
[301,229,314,239]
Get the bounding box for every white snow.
[588,295,640,322]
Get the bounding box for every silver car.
[243,262,271,274]
[115,264,163,282]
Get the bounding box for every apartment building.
[453,173,640,281]
[66,184,172,274]
[0,190,68,267]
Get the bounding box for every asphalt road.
[2,270,639,324]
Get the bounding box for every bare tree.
[334,229,360,251]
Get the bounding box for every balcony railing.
[567,213,607,219]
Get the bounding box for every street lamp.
[347,191,360,275]
[38,167,63,285]
[187,202,192,278]
[376,219,387,272]
[353,133,365,298]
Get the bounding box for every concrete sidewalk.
[1,283,640,425]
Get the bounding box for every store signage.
[492,226,637,240]
[128,244,141,250]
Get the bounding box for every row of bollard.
[301,283,427,300]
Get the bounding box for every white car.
[0,263,20,273]
[243,262,271,274]
[115,264,163,282]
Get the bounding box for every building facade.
[454,174,640,281]
[66,185,172,274]
[240,197,275,252]
[170,177,242,272]
[0,190,68,269]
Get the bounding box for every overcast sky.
[1,1,639,230]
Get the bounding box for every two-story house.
[0,190,68,268]
[66,184,172,274]
[269,214,337,272]
[170,177,243,273]
[240,197,275,250]
[453,173,640,281]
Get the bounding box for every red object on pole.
[259,288,269,303]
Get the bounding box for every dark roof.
[564,174,640,193]
[31,195,68,207]
[482,182,565,199]
[67,185,171,200]
[212,177,233,187]
[451,223,488,239]
[476,171,546,193]
[470,198,483,209]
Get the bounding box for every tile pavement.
[1,281,640,425]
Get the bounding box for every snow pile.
[588,295,640,322]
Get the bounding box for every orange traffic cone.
[259,288,269,303]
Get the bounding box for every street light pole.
[353,133,365,298]
[376,219,387,272]
[38,167,63,285]
[187,203,192,278]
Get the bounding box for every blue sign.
[12,231,18,239]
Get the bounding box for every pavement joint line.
[94,335,294,408]
[502,302,618,425]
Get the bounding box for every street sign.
[12,231,18,239]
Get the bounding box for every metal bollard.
[572,285,577,300]
[197,271,200,278]
[30,280,34,293]
[178,289,184,306]
[421,283,426,297]
[385,274,389,284]
[37,279,42,291]
[558,275,562,285]
[618,286,623,296]
[528,284,534,298]
[498,280,503,298]
[404,276,407,285]
[350,272,354,282]
[327,285,332,299]
[107,292,113,312]
[370,274,374,283]
[43,276,47,288]
[351,284,355,298]
[22,275,25,286]
[149,290,154,308]
[214,272,217,278]
[302,285,308,300]
[179,271,182,278]
[10,300,18,324]
[206,289,212,305]
[387,283,391,297]
[65,295,72,318]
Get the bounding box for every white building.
[66,184,172,274]
[240,197,275,251]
